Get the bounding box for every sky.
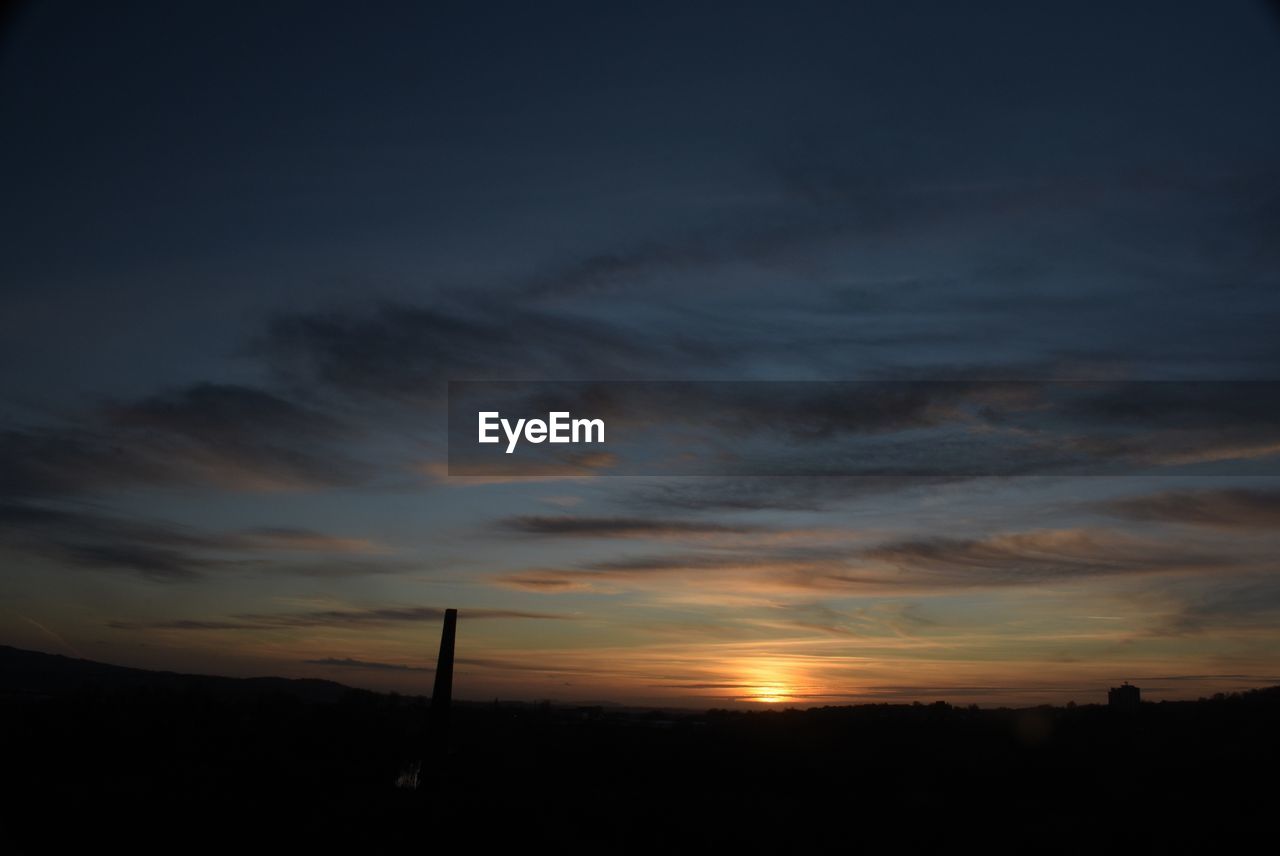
[2,0,1279,707]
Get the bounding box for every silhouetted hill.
[0,644,352,703]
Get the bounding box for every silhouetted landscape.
[3,644,1276,850]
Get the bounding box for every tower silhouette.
[393,608,458,789]
[430,608,457,741]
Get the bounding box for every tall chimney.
[429,608,457,740]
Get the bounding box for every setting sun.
[750,687,792,704]
[732,657,805,705]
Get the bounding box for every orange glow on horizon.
[730,656,810,705]
[749,686,792,704]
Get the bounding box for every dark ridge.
[0,643,353,704]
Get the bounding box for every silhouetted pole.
[429,608,457,746]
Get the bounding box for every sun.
[750,685,792,704]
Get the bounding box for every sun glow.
[731,657,806,705]
[750,686,792,704]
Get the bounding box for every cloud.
[0,502,229,581]
[623,476,962,512]
[496,575,588,591]
[454,655,623,677]
[0,426,170,499]
[257,301,729,397]
[239,527,387,553]
[1101,487,1280,531]
[418,460,602,485]
[104,383,369,491]
[110,605,576,631]
[858,529,1238,586]
[498,550,834,590]
[648,682,759,690]
[0,383,368,499]
[496,527,1255,596]
[513,143,975,302]
[725,601,941,639]
[0,501,394,581]
[486,545,887,594]
[303,657,430,672]
[497,515,765,538]
[1147,575,1280,637]
[435,452,620,481]
[56,543,213,582]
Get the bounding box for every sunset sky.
[2,0,1279,707]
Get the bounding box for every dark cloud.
[1053,383,1280,469]
[494,553,745,591]
[0,383,367,500]
[0,502,219,549]
[303,657,430,672]
[675,381,981,441]
[623,476,961,512]
[494,543,891,593]
[649,682,758,690]
[258,301,729,397]
[507,138,967,303]
[104,382,368,490]
[1063,382,1280,430]
[0,501,395,582]
[0,426,171,499]
[860,530,1236,585]
[1101,487,1280,531]
[111,605,575,631]
[238,527,384,553]
[454,656,621,677]
[498,515,764,538]
[0,502,228,581]
[513,174,906,302]
[112,382,341,440]
[496,574,586,591]
[55,543,212,582]
[498,527,1253,594]
[120,620,254,631]
[586,552,806,573]
[1155,575,1280,636]
[517,146,1226,305]
[265,559,410,579]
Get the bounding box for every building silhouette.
[1108,682,1141,708]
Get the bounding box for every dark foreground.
[3,646,1276,852]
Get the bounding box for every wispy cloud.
[497,526,1259,596]
[0,501,396,582]
[303,657,430,672]
[1,383,368,499]
[1101,487,1280,531]
[497,515,766,538]
[110,605,576,631]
